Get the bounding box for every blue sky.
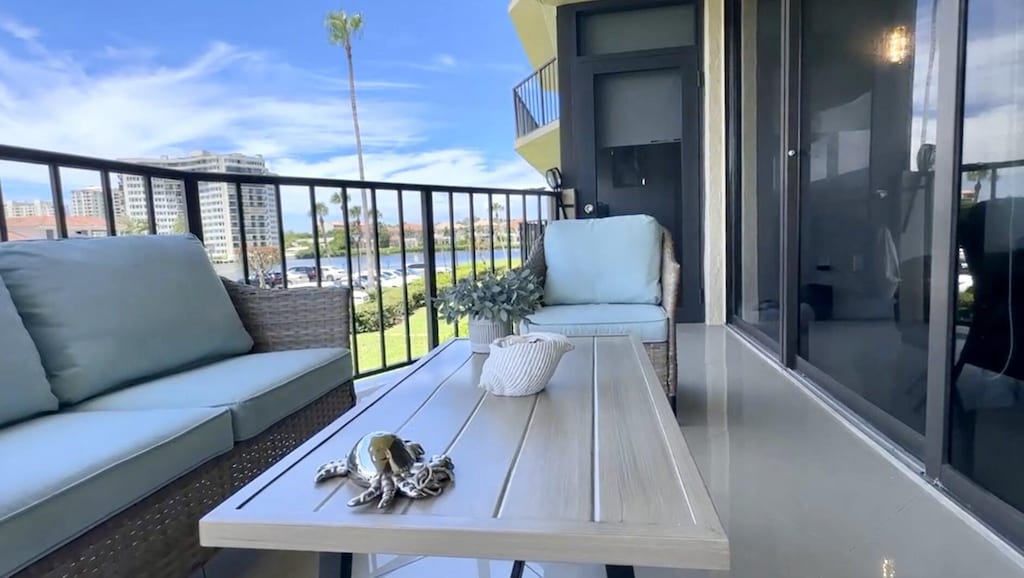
[0,0,546,229]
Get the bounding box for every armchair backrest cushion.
[542,214,662,305]
[0,235,253,405]
[0,274,58,426]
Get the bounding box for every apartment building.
[120,152,279,263]
[69,186,107,218]
[2,199,54,218]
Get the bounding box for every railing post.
[235,183,250,283]
[420,187,440,349]
[0,177,8,242]
[48,164,68,239]
[144,175,157,235]
[183,176,204,242]
[100,170,116,236]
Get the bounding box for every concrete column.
[703,0,728,325]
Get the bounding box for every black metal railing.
[514,58,559,139]
[0,144,560,378]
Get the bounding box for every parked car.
[405,263,426,277]
[351,290,370,305]
[285,270,309,285]
[319,265,345,282]
[287,266,317,282]
[243,271,283,288]
[378,270,405,288]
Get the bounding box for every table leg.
[606,565,636,578]
[319,552,353,578]
[510,560,526,578]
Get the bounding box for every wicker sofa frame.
[15,280,357,578]
[522,226,680,401]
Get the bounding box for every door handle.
[583,203,595,215]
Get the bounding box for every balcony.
[3,143,1024,578]
[513,59,561,174]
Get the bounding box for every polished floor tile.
[220,325,1024,578]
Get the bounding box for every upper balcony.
[513,58,561,174]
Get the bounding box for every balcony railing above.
[513,58,559,140]
[0,143,561,379]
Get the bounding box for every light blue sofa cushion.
[0,408,233,576]
[543,215,663,305]
[0,274,58,426]
[0,235,254,405]
[73,348,353,440]
[522,304,669,343]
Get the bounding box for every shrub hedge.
[350,260,521,334]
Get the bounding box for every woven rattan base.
[15,383,355,578]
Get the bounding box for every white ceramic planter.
[468,317,510,353]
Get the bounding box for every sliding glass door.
[731,0,783,346]
[793,0,939,450]
[946,0,1024,522]
[728,0,1024,550]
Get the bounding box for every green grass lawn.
[350,258,522,374]
[353,305,467,373]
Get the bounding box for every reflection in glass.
[949,0,1024,512]
[734,0,783,342]
[796,0,939,437]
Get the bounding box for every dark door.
[575,53,703,321]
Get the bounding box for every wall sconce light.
[882,25,911,64]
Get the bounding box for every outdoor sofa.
[0,234,356,578]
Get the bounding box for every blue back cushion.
[543,215,663,305]
[0,274,58,426]
[0,235,254,405]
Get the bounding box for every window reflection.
[735,0,783,342]
[949,0,1024,510]
[796,0,939,437]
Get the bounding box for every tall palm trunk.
[345,45,376,281]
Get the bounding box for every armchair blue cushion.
[0,235,254,404]
[523,304,669,343]
[542,214,662,305]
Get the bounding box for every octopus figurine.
[314,431,454,509]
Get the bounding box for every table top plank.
[594,337,693,526]
[319,354,489,515]
[497,336,595,522]
[239,343,471,513]
[404,383,538,518]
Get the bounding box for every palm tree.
[348,205,363,274]
[491,201,505,253]
[309,201,330,257]
[326,9,376,283]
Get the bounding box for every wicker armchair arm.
[660,228,681,320]
[660,228,681,393]
[222,279,351,353]
[522,234,547,282]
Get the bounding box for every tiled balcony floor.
[204,325,1024,578]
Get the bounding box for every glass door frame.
[725,0,1024,549]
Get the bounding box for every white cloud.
[270,150,544,222]
[0,15,39,43]
[0,26,545,214]
[434,54,458,69]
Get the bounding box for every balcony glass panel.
[949,0,1024,512]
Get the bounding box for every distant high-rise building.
[70,186,107,218]
[2,199,55,218]
[119,152,279,263]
